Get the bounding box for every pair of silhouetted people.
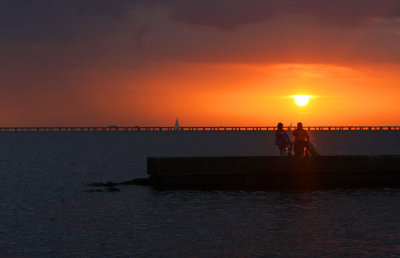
[275,122,310,156]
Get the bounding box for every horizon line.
[0,125,399,132]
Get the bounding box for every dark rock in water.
[86,181,117,187]
[104,182,117,187]
[86,178,150,187]
[107,187,120,192]
[83,189,106,193]
[83,187,120,192]
[118,179,135,185]
[86,182,104,187]
[120,178,150,185]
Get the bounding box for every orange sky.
[2,61,400,127]
[2,1,400,126]
[80,62,400,126]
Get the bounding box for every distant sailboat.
[174,117,179,131]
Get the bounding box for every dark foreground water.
[2,186,400,257]
[1,132,400,257]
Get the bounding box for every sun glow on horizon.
[293,95,311,106]
[91,62,400,126]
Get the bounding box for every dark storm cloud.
[0,0,132,43]
[0,0,136,88]
[2,0,400,43]
[1,0,400,71]
[138,0,400,28]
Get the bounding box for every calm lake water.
[1,131,400,257]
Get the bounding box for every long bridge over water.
[0,126,399,132]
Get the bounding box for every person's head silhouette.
[277,122,283,130]
[297,122,303,129]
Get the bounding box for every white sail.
[174,117,179,131]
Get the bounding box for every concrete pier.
[147,156,400,190]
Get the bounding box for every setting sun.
[294,95,311,106]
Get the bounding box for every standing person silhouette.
[275,123,293,156]
[292,122,310,156]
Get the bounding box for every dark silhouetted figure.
[275,122,293,156]
[292,122,310,156]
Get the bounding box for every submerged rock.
[86,178,150,188]
[83,187,120,193]
[120,178,150,185]
[83,189,106,193]
[84,177,150,192]
[107,187,120,192]
[86,181,117,187]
